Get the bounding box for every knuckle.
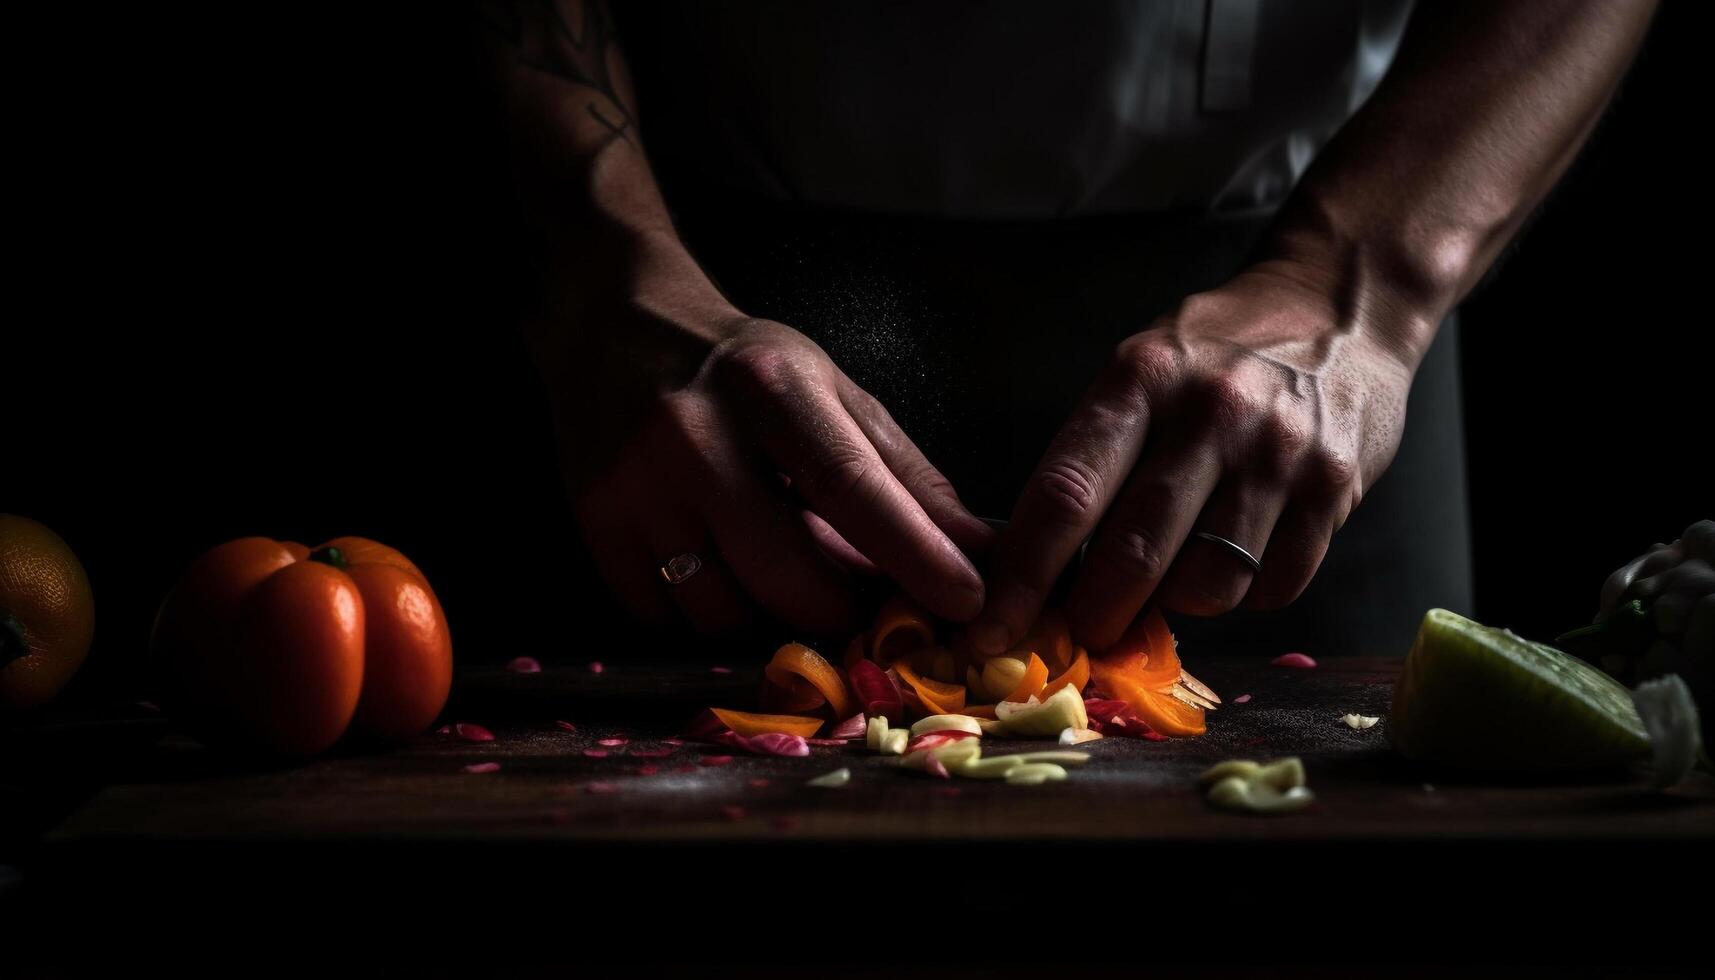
[715,341,801,398]
[1302,447,1358,497]
[1254,410,1311,475]
[1109,337,1175,399]
[1031,458,1105,526]
[1191,372,1257,429]
[803,441,880,504]
[1095,524,1170,585]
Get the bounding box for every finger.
[1064,441,1223,649]
[802,509,883,577]
[1240,503,1335,612]
[642,513,751,635]
[579,516,673,625]
[1152,476,1287,620]
[1680,519,1715,563]
[841,378,997,561]
[1642,560,1715,635]
[1601,541,1681,614]
[1685,593,1715,663]
[970,355,1155,655]
[696,426,863,634]
[746,367,983,620]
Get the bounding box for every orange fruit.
[0,514,96,709]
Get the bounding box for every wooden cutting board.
[23,655,1714,965]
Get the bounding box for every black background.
[7,2,1709,699]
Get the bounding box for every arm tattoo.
[479,0,635,144]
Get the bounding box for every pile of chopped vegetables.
[688,598,1219,770]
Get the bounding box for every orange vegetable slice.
[891,662,966,716]
[1040,648,1090,703]
[709,708,824,738]
[1089,610,1205,737]
[1002,653,1049,704]
[764,642,855,720]
[872,595,936,663]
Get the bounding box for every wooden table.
[18,655,1715,967]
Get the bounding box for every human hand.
[544,311,992,634]
[971,263,1424,655]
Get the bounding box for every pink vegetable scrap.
[710,666,734,674]
[555,720,578,732]
[588,661,605,674]
[582,749,611,759]
[454,723,495,743]
[463,762,501,774]
[1233,695,1253,704]
[700,755,736,767]
[507,656,542,674]
[709,731,811,757]
[597,737,629,747]
[585,782,618,794]
[747,778,772,788]
[1271,653,1317,669]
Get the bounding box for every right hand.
[1600,519,1715,670]
[543,313,992,634]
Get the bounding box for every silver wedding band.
[1192,531,1262,574]
[659,552,703,585]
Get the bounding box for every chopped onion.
[1341,714,1380,730]
[709,666,734,674]
[582,749,610,758]
[699,755,735,767]
[1633,674,1703,790]
[807,767,852,788]
[711,731,811,757]
[848,659,904,720]
[598,737,629,747]
[1058,727,1103,745]
[1270,653,1317,669]
[588,661,605,674]
[828,713,868,740]
[462,762,501,774]
[507,656,542,674]
[1233,695,1253,704]
[909,714,983,737]
[555,720,578,732]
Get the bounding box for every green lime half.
[1389,609,1650,771]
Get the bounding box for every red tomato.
[152,536,452,756]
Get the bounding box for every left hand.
[970,261,1424,655]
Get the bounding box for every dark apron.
[669,197,1473,657]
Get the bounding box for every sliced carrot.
[1001,652,1049,704]
[871,595,936,663]
[1088,610,1203,736]
[764,642,855,720]
[891,662,966,716]
[709,708,824,738]
[1040,648,1090,703]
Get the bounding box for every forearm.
[479,1,738,361]
[1259,0,1657,366]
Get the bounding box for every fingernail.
[968,619,1009,658]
